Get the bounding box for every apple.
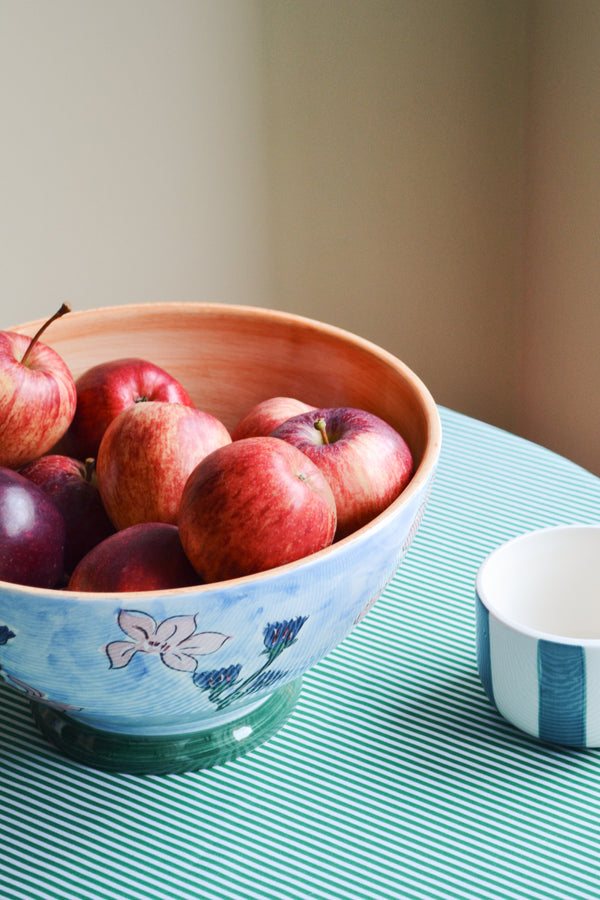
[96,400,232,530]
[64,357,195,460]
[271,407,413,539]
[0,466,66,588]
[231,396,315,441]
[178,436,337,582]
[19,454,115,575]
[68,522,200,592]
[0,304,76,469]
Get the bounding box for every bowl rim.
[2,301,442,600]
[476,523,600,645]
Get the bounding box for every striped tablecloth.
[2,406,600,900]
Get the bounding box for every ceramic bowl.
[0,302,441,773]
[476,524,600,748]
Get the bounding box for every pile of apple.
[0,306,414,593]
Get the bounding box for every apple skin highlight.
[178,436,337,583]
[20,454,115,576]
[272,408,414,539]
[68,523,199,593]
[0,467,67,588]
[231,396,315,441]
[66,357,195,460]
[96,400,231,531]
[0,331,77,469]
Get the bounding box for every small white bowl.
[475,524,600,748]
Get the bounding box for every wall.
[0,0,273,318]
[261,0,528,433]
[0,2,596,474]
[519,0,600,475]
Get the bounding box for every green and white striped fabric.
[1,406,599,900]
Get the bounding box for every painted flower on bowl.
[0,624,15,645]
[193,615,309,710]
[105,610,230,672]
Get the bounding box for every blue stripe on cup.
[476,596,589,747]
[475,592,495,707]
[537,640,586,747]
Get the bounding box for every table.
[1,406,599,900]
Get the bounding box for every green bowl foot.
[30,678,302,775]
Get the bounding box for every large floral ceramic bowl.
[0,303,441,773]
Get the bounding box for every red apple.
[64,357,195,460]
[271,408,413,539]
[68,522,200,592]
[19,454,115,575]
[96,400,231,530]
[231,396,315,441]
[0,466,66,588]
[178,436,337,582]
[0,304,76,469]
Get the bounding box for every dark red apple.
[68,522,200,592]
[271,408,413,539]
[96,400,232,530]
[0,467,66,588]
[65,357,195,460]
[231,396,315,441]
[0,304,76,469]
[19,454,115,575]
[178,436,337,582]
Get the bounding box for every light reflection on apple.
[4,486,36,537]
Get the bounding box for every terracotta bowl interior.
[15,301,437,458]
[9,302,440,579]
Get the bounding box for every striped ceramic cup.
[475,524,600,748]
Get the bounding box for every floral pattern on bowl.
[0,302,441,750]
[105,610,230,672]
[103,608,309,711]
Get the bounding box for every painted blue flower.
[263,616,308,657]
[0,625,15,646]
[193,664,242,699]
[191,614,308,710]
[243,669,287,695]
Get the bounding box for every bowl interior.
[477,525,600,640]
[13,301,439,477]
[3,301,440,603]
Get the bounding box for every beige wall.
[519,0,600,476]
[0,1,597,475]
[0,1,273,313]
[262,0,528,435]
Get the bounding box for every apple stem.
[20,302,71,367]
[314,416,329,445]
[84,458,97,485]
